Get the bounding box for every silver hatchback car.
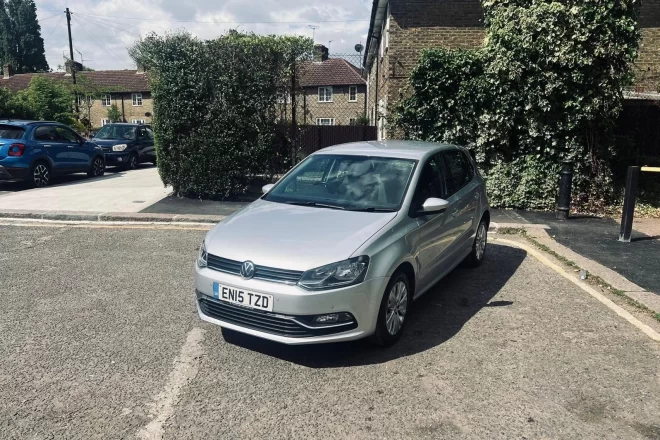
[195,141,489,346]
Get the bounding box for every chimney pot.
[3,64,12,79]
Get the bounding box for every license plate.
[213,282,274,312]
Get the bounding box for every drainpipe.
[121,95,126,122]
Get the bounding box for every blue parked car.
[91,123,156,170]
[0,120,106,188]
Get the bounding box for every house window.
[349,118,357,125]
[131,119,146,124]
[102,94,112,106]
[101,119,109,126]
[132,93,143,106]
[349,86,358,102]
[316,118,335,126]
[277,90,291,104]
[318,87,333,102]
[76,95,91,106]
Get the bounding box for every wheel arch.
[392,261,416,297]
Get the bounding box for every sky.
[34,0,373,71]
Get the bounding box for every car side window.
[34,126,59,141]
[138,127,147,138]
[411,155,447,210]
[55,126,80,143]
[443,150,474,197]
[146,128,154,140]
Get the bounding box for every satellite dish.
[355,43,364,53]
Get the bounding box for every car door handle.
[43,144,51,148]
[451,209,459,217]
[67,145,75,148]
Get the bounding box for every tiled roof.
[299,59,366,87]
[0,70,150,93]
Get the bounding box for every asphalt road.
[1,224,659,439]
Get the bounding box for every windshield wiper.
[284,201,345,210]
[347,207,397,212]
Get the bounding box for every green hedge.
[130,32,313,198]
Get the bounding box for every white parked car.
[195,141,490,346]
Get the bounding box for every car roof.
[315,140,463,161]
[0,119,43,127]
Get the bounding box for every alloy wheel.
[385,280,408,336]
[93,158,104,176]
[33,164,49,187]
[475,223,487,260]
[129,154,138,170]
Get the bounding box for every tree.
[3,0,49,72]
[107,103,122,122]
[13,76,75,124]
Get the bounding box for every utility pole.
[65,7,78,113]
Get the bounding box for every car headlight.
[112,144,128,152]
[298,256,369,290]
[197,241,207,268]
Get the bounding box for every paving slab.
[492,209,660,294]
[0,166,171,213]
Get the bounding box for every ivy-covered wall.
[395,0,641,211]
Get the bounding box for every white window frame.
[316,118,335,126]
[132,93,143,106]
[131,119,146,124]
[76,94,91,106]
[101,94,112,107]
[318,86,333,103]
[348,86,358,102]
[101,118,109,126]
[276,90,291,104]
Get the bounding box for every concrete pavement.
[0,166,171,213]
[1,223,659,439]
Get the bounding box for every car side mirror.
[262,184,275,194]
[420,197,449,214]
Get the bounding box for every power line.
[39,13,65,22]
[69,11,369,24]
[71,16,128,63]
[75,13,141,38]
[44,13,64,41]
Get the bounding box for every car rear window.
[0,125,25,140]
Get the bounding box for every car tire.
[27,161,50,188]
[370,271,412,347]
[87,156,105,178]
[464,219,488,268]
[124,153,138,171]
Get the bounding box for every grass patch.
[496,228,660,323]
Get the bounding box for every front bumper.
[195,266,388,345]
[0,165,28,182]
[103,151,130,165]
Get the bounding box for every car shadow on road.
[221,243,527,368]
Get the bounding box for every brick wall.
[86,92,153,128]
[298,85,367,126]
[636,3,660,93]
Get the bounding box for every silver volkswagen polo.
[195,141,490,346]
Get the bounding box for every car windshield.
[94,125,137,140]
[264,154,417,211]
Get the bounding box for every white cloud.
[35,0,372,71]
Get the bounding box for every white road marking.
[495,237,660,343]
[137,327,206,440]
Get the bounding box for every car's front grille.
[207,254,304,284]
[198,295,357,338]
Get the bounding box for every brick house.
[280,45,367,126]
[1,62,153,128]
[364,0,485,139]
[364,0,660,140]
